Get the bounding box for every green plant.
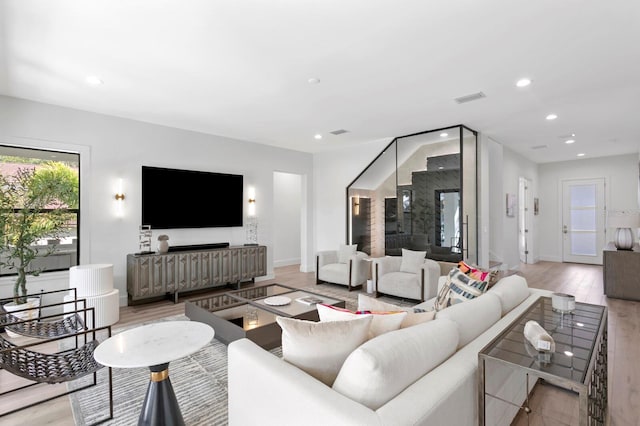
[0,163,78,304]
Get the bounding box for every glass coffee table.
[478,296,607,426]
[184,284,345,349]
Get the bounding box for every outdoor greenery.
[0,162,78,304]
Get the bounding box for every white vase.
[3,297,41,338]
[157,240,169,254]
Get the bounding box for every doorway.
[561,178,605,265]
[273,172,303,267]
[518,177,533,264]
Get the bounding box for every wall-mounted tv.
[142,166,244,229]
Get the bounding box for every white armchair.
[316,247,369,291]
[372,253,440,302]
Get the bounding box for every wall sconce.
[114,178,125,217]
[247,186,256,217]
[353,196,360,216]
[114,178,125,201]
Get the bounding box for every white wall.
[537,154,638,262]
[499,146,539,270]
[273,172,302,267]
[313,138,390,258]
[0,95,314,304]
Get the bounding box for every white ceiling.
[1,0,639,162]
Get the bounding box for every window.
[0,145,80,276]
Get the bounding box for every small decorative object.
[551,292,575,313]
[244,309,259,327]
[524,320,555,353]
[264,296,291,306]
[245,215,258,246]
[138,225,152,253]
[157,234,170,254]
[607,210,640,250]
[506,193,516,217]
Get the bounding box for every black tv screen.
[142,166,243,229]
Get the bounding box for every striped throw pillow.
[435,268,489,311]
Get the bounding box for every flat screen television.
[142,166,243,229]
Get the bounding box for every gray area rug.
[68,284,411,425]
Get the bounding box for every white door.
[562,178,605,264]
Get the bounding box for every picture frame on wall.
[506,193,516,217]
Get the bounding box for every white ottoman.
[66,264,120,328]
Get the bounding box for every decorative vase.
[3,297,41,338]
[157,234,170,254]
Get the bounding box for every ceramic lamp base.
[614,227,634,250]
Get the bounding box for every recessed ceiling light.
[307,78,320,84]
[516,78,531,87]
[565,139,575,144]
[440,132,448,137]
[571,133,576,137]
[86,75,103,85]
[577,153,585,157]
[546,114,558,120]
[314,134,322,140]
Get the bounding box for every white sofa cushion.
[435,292,502,349]
[276,315,373,386]
[332,318,459,410]
[400,248,426,273]
[318,263,349,286]
[488,274,530,316]
[378,271,421,300]
[337,244,357,263]
[316,303,407,339]
[357,293,435,328]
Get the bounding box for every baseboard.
[273,258,301,268]
[538,255,562,262]
[300,263,314,273]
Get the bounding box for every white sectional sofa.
[228,276,552,426]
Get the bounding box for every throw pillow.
[399,248,427,274]
[276,315,373,386]
[337,244,357,264]
[316,303,407,339]
[435,267,489,311]
[357,293,435,329]
[332,318,459,410]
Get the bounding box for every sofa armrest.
[228,339,381,426]
[348,252,370,287]
[420,259,441,300]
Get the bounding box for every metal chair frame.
[0,290,113,424]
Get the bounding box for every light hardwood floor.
[2,261,638,425]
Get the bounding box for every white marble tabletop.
[93,321,214,369]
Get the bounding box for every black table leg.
[139,363,185,426]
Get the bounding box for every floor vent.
[454,92,486,104]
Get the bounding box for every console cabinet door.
[221,249,240,283]
[177,253,190,291]
[257,246,267,276]
[165,254,178,293]
[240,247,258,280]
[210,251,223,285]
[150,255,165,296]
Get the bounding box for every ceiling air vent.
[329,129,349,135]
[454,92,486,104]
[531,145,548,150]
